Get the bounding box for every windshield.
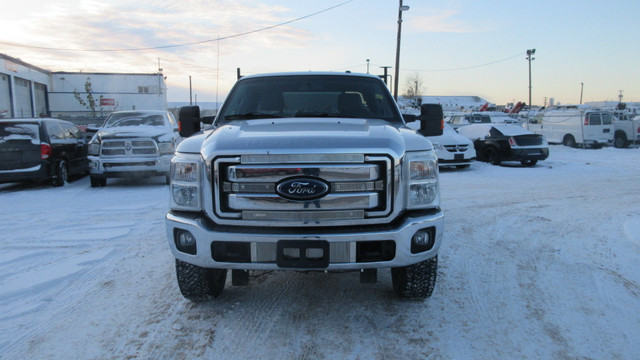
[216,75,402,124]
[104,113,166,128]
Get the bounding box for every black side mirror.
[418,104,444,137]
[178,106,201,137]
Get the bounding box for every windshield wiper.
[224,113,283,120]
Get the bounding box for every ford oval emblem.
[276,177,330,201]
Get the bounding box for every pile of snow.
[1,145,639,359]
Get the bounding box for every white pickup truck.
[166,72,445,301]
[612,110,640,148]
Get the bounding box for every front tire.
[52,160,68,187]
[391,256,438,299]
[90,176,107,187]
[176,259,227,301]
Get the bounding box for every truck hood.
[193,118,432,159]
[94,125,173,141]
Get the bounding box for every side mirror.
[418,104,444,137]
[178,106,201,137]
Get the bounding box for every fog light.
[179,232,195,247]
[413,231,431,246]
[411,228,435,254]
[175,229,197,255]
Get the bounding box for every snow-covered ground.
[1,145,639,359]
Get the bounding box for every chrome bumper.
[166,210,444,270]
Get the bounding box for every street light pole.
[526,49,535,129]
[526,49,535,109]
[394,1,409,101]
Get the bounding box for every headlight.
[158,141,175,155]
[170,153,203,210]
[405,150,439,209]
[88,142,100,156]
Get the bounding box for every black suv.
[0,118,89,186]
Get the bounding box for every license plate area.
[277,240,329,268]
[454,154,464,160]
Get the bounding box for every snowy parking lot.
[1,145,639,359]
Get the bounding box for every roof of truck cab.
[238,71,381,80]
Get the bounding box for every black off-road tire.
[175,259,227,301]
[614,134,629,148]
[391,255,438,299]
[90,176,106,187]
[483,147,501,165]
[52,160,68,187]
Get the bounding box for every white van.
[528,106,613,147]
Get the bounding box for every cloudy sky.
[2,0,638,106]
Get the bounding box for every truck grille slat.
[100,138,158,157]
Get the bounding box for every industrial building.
[1,53,167,124]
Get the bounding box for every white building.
[1,53,167,123]
[0,54,50,118]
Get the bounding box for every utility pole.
[366,59,370,74]
[580,83,584,104]
[526,49,536,129]
[394,0,410,101]
[189,75,193,105]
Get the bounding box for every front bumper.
[166,210,444,270]
[436,148,476,167]
[89,155,171,178]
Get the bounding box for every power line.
[404,52,525,72]
[0,0,354,52]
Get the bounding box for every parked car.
[407,121,476,168]
[446,111,520,130]
[87,110,180,187]
[528,105,613,148]
[457,123,549,166]
[0,118,89,186]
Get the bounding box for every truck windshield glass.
[217,75,402,124]
[104,114,166,127]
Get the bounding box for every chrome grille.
[213,155,392,223]
[444,144,469,153]
[100,138,158,157]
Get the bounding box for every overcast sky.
[2,0,638,106]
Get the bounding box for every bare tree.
[73,77,104,119]
[403,72,424,106]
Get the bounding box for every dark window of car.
[217,75,401,124]
[46,121,67,140]
[0,122,40,142]
[105,113,166,127]
[466,114,491,123]
[601,113,612,125]
[588,113,602,125]
[489,127,504,137]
